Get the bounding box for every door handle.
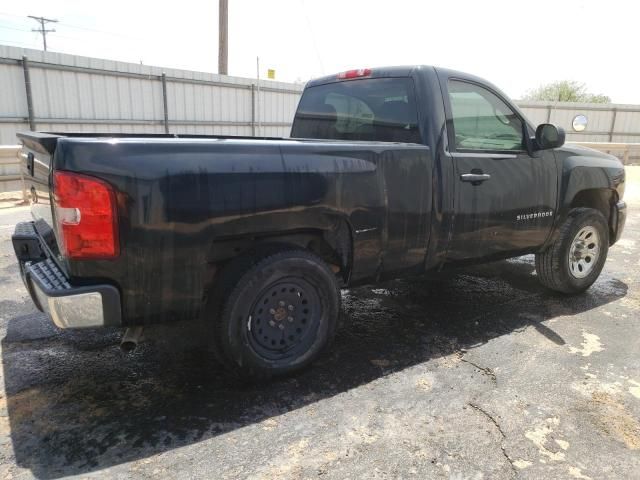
[460,173,491,185]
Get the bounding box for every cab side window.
[448,80,524,152]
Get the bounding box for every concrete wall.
[0,146,23,194]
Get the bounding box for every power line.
[298,0,324,74]
[28,15,57,51]
[0,13,138,39]
[0,24,105,45]
[0,24,30,32]
[0,37,41,48]
[56,21,143,40]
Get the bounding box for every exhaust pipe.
[120,326,144,353]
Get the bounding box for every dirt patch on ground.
[7,388,52,425]
[589,391,640,450]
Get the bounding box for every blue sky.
[1,0,638,103]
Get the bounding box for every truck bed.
[18,130,432,326]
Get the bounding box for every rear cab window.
[291,78,422,144]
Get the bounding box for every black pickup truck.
[13,65,627,378]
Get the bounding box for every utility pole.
[28,15,58,51]
[218,0,228,75]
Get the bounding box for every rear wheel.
[208,250,340,379]
[535,208,609,294]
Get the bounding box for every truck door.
[442,78,558,261]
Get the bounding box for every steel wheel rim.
[246,278,320,361]
[568,226,600,279]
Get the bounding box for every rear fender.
[206,211,354,283]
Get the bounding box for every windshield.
[291,77,421,144]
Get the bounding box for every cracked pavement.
[0,167,639,479]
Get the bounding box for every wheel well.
[570,188,617,236]
[205,221,353,287]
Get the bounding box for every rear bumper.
[611,200,627,245]
[13,222,121,329]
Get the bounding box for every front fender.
[542,145,625,249]
[557,145,625,220]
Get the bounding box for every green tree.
[523,81,610,103]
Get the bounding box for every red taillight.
[53,171,119,259]
[337,68,372,80]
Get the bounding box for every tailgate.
[17,132,64,269]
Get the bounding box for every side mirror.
[534,123,565,150]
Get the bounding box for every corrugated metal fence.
[518,101,640,163]
[518,101,640,144]
[0,45,303,144]
[1,44,639,162]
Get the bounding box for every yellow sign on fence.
[267,69,275,79]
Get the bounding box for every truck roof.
[306,65,430,87]
[305,65,503,93]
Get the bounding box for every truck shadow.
[1,256,628,478]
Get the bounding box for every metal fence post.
[161,73,169,134]
[609,108,617,142]
[20,151,27,202]
[21,56,36,131]
[546,105,552,123]
[251,84,256,136]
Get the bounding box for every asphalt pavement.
[0,169,638,479]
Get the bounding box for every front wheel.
[208,250,340,379]
[535,208,609,294]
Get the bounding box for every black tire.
[535,208,609,294]
[207,250,340,379]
